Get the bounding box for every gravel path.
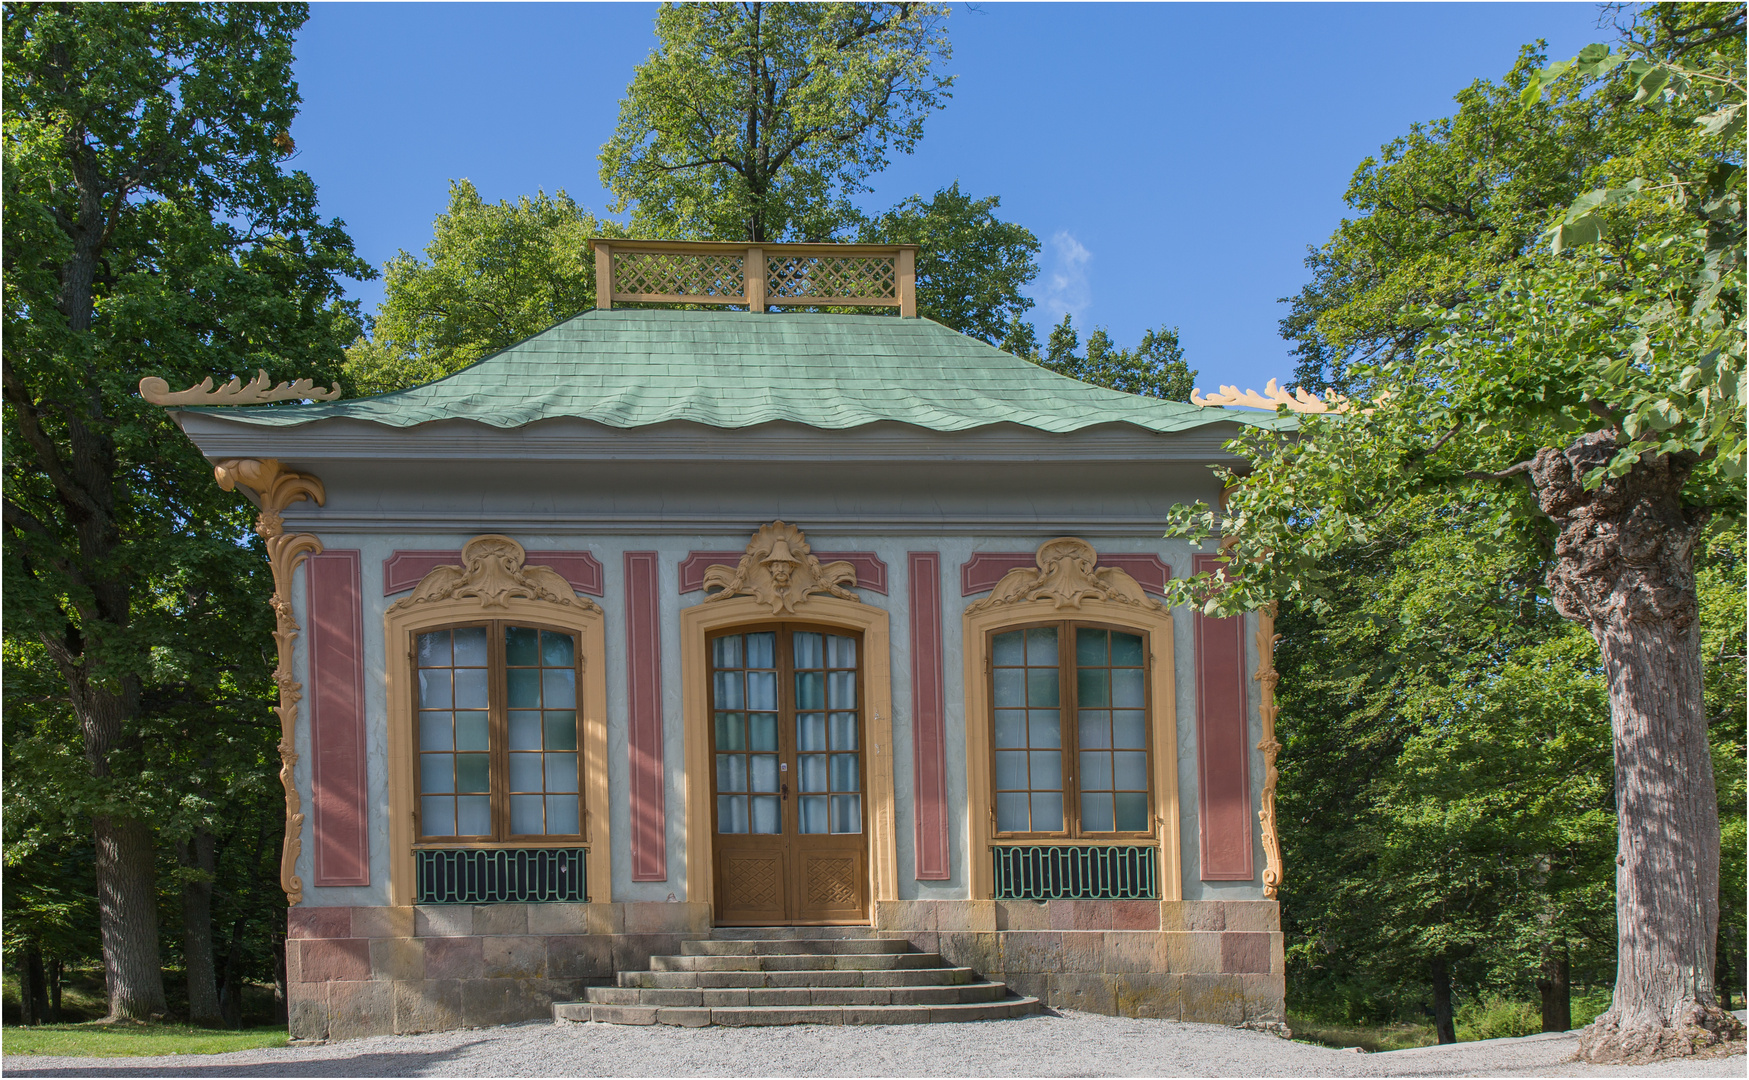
[4,1010,1743,1078]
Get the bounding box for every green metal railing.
[992,844,1159,900]
[415,848,588,904]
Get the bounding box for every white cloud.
[1042,231,1092,326]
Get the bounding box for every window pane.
[421,755,454,794]
[456,795,491,835]
[996,792,1029,833]
[718,795,748,833]
[994,710,1026,749]
[1076,628,1108,666]
[1111,632,1145,667]
[505,625,540,666]
[545,753,579,793]
[417,669,452,709]
[455,711,488,752]
[1025,626,1058,665]
[509,711,542,751]
[748,712,778,752]
[1028,710,1061,749]
[455,671,488,711]
[455,754,489,793]
[827,671,855,708]
[1026,669,1060,707]
[1113,710,1147,750]
[1029,750,1062,790]
[715,713,746,751]
[992,631,1024,665]
[506,669,540,708]
[749,754,779,792]
[831,794,861,834]
[717,754,746,792]
[1030,793,1063,832]
[712,671,743,710]
[542,630,575,668]
[1115,792,1150,832]
[1079,710,1111,749]
[793,631,822,668]
[453,627,488,666]
[795,672,824,710]
[797,714,827,753]
[417,630,452,667]
[510,793,543,834]
[546,794,580,835]
[421,795,456,836]
[1115,752,1149,790]
[799,795,829,834]
[799,754,828,792]
[419,712,453,751]
[995,750,1029,790]
[1080,750,1113,790]
[747,671,777,711]
[1077,668,1110,707]
[1081,793,1115,832]
[545,711,578,751]
[543,668,576,709]
[826,634,856,667]
[829,712,857,750]
[993,668,1025,707]
[750,795,782,834]
[1112,669,1145,708]
[509,752,543,791]
[746,632,775,668]
[711,634,741,669]
[830,753,859,792]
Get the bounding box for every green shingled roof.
[191,309,1296,434]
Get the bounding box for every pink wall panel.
[677,550,888,595]
[961,551,1170,596]
[306,550,370,887]
[908,552,950,880]
[1194,554,1254,881]
[384,549,603,596]
[624,551,667,881]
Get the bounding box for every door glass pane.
[799,754,828,792]
[797,714,827,753]
[711,634,742,668]
[1115,751,1149,790]
[543,668,577,709]
[1079,710,1111,749]
[1115,792,1150,832]
[716,713,746,751]
[511,794,543,834]
[505,625,540,666]
[746,631,775,668]
[509,752,542,790]
[1112,668,1144,708]
[506,668,540,708]
[1080,750,1113,790]
[419,712,452,751]
[747,671,777,711]
[828,712,857,750]
[1029,750,1062,790]
[545,711,578,751]
[1112,710,1146,750]
[1026,669,1060,707]
[830,753,859,792]
[509,711,542,751]
[1111,631,1145,667]
[1030,793,1063,832]
[422,796,456,835]
[455,754,489,793]
[749,754,779,792]
[1081,792,1115,832]
[1026,626,1057,665]
[996,792,1028,832]
[993,630,1024,665]
[795,672,824,709]
[542,630,575,668]
[713,671,743,709]
[454,668,489,709]
[452,626,488,666]
[994,710,1026,748]
[546,795,580,834]
[717,754,746,792]
[995,750,1029,790]
[1028,709,1061,748]
[456,795,491,835]
[749,713,779,751]
[455,711,488,752]
[826,671,855,708]
[750,795,782,834]
[421,755,454,794]
[826,634,856,667]
[418,668,452,708]
[718,795,748,833]
[793,631,823,668]
[993,668,1025,706]
[1077,628,1108,666]
[545,753,579,793]
[799,795,829,834]
[1077,668,1110,707]
[831,794,861,834]
[418,630,453,667]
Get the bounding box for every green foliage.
[344,180,621,394]
[1455,995,1542,1041]
[600,1,952,242]
[1010,314,1197,401]
[855,182,1038,344]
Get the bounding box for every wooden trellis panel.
[591,239,917,316]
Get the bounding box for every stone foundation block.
[287,983,329,1040]
[938,931,999,976]
[1221,932,1270,975]
[934,900,996,932]
[1221,901,1280,933]
[424,936,485,979]
[472,904,528,936]
[1057,931,1105,973]
[624,901,711,935]
[994,900,1051,931]
[1110,900,1160,931]
[327,979,395,1040]
[546,934,614,979]
[288,907,351,940]
[414,905,472,938]
[484,935,546,979]
[352,906,415,939]
[298,938,371,983]
[1052,972,1115,1014]
[873,900,937,932]
[1179,974,1245,1025]
[1111,972,1183,1020]
[393,978,463,1034]
[1160,900,1226,932]
[1102,931,1162,974]
[369,936,425,982]
[998,931,1062,974]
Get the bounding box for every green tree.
[1013,314,1197,401]
[343,180,620,394]
[855,181,1039,344]
[600,1,952,242]
[2,2,367,1019]
[1170,5,1744,1060]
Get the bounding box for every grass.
[1288,1013,1439,1053]
[1,1021,287,1058]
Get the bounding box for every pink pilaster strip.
[908,552,950,880]
[677,551,888,594]
[384,550,603,596]
[1194,553,1254,881]
[624,551,667,881]
[306,550,370,887]
[961,552,1171,596]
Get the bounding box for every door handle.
[781,783,789,801]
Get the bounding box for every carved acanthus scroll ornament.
[1254,602,1284,900]
[140,369,342,406]
[1190,378,1370,414]
[388,535,601,615]
[965,537,1163,615]
[214,458,325,906]
[702,521,859,615]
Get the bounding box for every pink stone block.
[298,938,371,982]
[423,936,484,979]
[1110,900,1160,931]
[288,906,351,940]
[1221,931,1271,974]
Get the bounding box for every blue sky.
[290,2,1611,393]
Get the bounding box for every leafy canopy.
[1003,313,1197,402]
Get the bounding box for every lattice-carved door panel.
[709,624,870,925]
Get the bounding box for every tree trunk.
[273,933,289,1024]
[21,942,48,1026]
[95,814,167,1020]
[1431,956,1457,1044]
[1527,434,1745,1062]
[178,831,221,1026]
[1540,947,1572,1032]
[217,915,247,1028]
[49,959,63,1023]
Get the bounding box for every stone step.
[652,951,946,972]
[710,926,873,940]
[619,966,976,990]
[584,981,1011,1009]
[554,995,1041,1027]
[682,937,911,956]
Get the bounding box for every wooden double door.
[708,624,869,925]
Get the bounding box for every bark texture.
[179,831,222,1026]
[96,815,167,1020]
[1528,433,1744,1063]
[1540,948,1572,1033]
[1431,956,1457,1045]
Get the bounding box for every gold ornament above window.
[966,537,1163,614]
[390,535,599,614]
[702,521,859,615]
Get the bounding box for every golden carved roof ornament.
[139,369,342,406]
[966,537,1163,615]
[214,458,326,538]
[1190,378,1354,414]
[389,534,600,614]
[703,521,859,615]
